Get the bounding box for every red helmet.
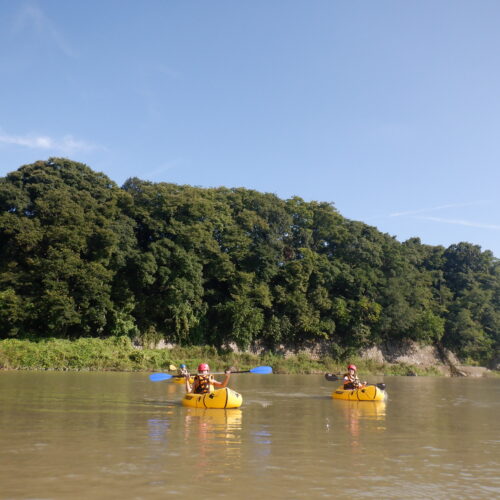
[348,364,357,371]
[198,363,209,372]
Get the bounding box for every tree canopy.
[1,159,498,365]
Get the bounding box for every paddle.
[324,373,386,391]
[149,365,273,382]
[149,372,176,382]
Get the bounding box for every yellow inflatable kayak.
[332,384,386,401]
[182,388,243,409]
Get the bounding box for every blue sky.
[1,1,499,257]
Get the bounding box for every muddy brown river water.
[1,371,498,499]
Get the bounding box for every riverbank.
[0,336,496,377]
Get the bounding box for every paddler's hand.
[224,369,231,375]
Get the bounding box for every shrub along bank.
[0,336,446,376]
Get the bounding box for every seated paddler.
[177,363,188,376]
[343,364,366,390]
[185,363,231,394]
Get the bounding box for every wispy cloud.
[390,201,489,217]
[143,160,184,179]
[415,216,500,231]
[0,132,99,154]
[13,5,75,57]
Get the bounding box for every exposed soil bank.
[359,340,491,377]
[231,339,494,377]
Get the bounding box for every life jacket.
[343,372,359,390]
[193,375,214,394]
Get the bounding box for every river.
[0,371,498,499]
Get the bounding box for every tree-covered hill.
[1,159,498,366]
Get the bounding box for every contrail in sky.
[14,5,75,58]
[143,159,184,178]
[390,201,489,217]
[416,216,500,230]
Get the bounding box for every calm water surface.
[0,372,498,499]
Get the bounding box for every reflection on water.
[251,427,272,459]
[181,408,243,479]
[337,400,387,421]
[183,407,242,442]
[336,400,386,451]
[0,373,498,499]
[148,418,170,443]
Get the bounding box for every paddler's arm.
[185,374,193,393]
[212,370,231,388]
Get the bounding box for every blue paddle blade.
[249,366,273,374]
[149,373,173,382]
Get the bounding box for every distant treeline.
[0,159,498,365]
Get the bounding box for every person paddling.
[185,363,231,394]
[343,364,366,390]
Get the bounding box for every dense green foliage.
[1,159,498,365]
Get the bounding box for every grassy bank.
[0,336,449,376]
